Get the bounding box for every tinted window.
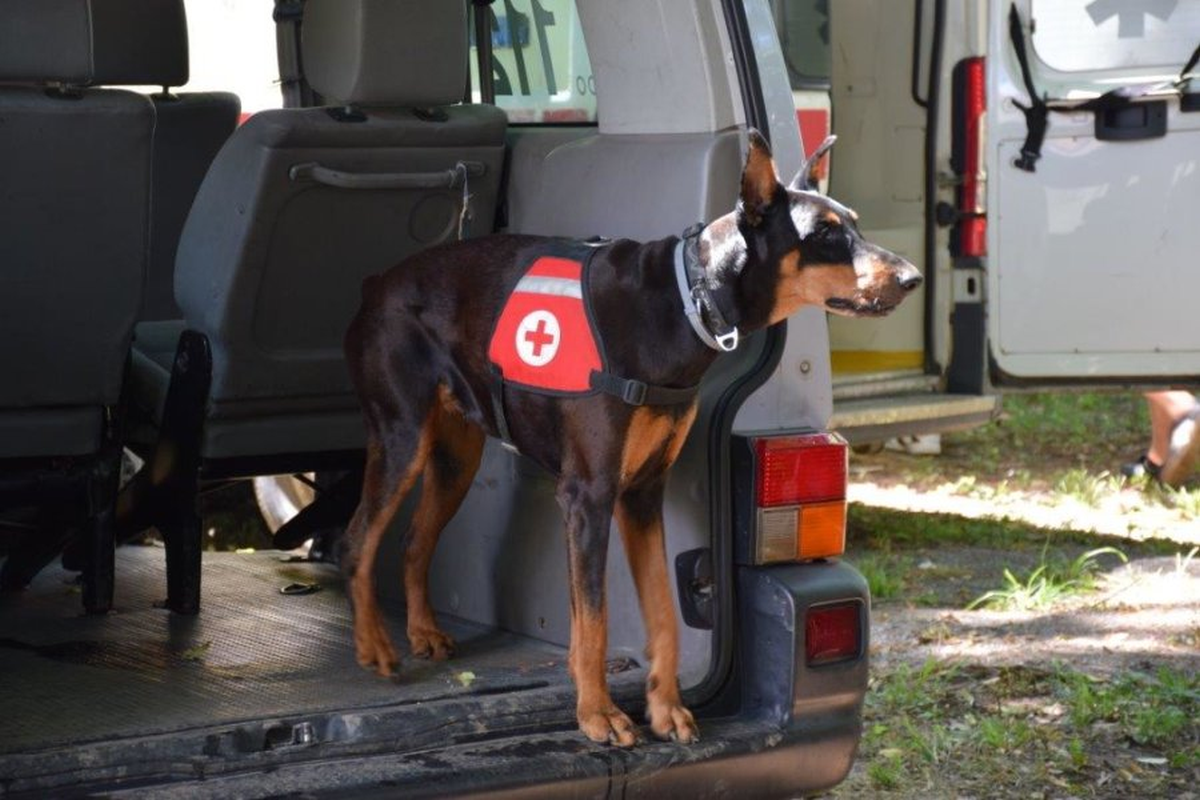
[772,0,832,89]
[469,0,596,123]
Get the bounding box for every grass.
[851,552,910,601]
[1054,666,1200,762]
[847,503,1180,556]
[967,545,1128,611]
[838,659,1200,797]
[1053,468,1124,507]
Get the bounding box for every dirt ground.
[823,392,1199,799]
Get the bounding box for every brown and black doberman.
[342,130,921,747]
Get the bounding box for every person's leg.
[1144,390,1200,487]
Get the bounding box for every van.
[1,1,1195,797]
[774,0,1200,446]
[0,1,866,796]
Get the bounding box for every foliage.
[967,545,1128,611]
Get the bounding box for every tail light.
[806,601,863,666]
[750,433,848,564]
[951,57,987,258]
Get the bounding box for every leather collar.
[673,223,739,352]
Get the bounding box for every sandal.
[1120,453,1161,480]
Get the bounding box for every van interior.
[0,0,772,779]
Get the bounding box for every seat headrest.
[0,0,189,87]
[303,0,468,107]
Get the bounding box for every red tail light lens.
[806,602,862,666]
[953,56,987,258]
[755,434,847,507]
[751,434,848,564]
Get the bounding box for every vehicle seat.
[0,0,188,611]
[131,0,507,463]
[0,0,183,459]
[142,81,241,320]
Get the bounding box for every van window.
[184,0,282,113]
[772,0,832,90]
[1030,0,1200,74]
[469,0,596,123]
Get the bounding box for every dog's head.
[708,130,922,327]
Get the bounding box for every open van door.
[987,0,1200,384]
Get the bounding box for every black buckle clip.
[1014,147,1041,172]
[622,380,648,406]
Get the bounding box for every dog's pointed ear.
[739,129,781,226]
[789,135,837,192]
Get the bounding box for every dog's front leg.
[556,475,639,747]
[616,480,699,743]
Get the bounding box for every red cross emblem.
[515,310,561,366]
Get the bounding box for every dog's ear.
[739,129,781,226]
[788,135,837,193]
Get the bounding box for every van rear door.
[987,0,1200,384]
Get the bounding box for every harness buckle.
[621,380,649,406]
[715,328,740,352]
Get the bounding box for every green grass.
[847,503,1181,556]
[1053,468,1124,507]
[851,553,910,601]
[1054,666,1200,763]
[843,660,1199,796]
[966,545,1128,611]
[955,391,1148,471]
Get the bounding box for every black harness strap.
[588,370,699,407]
[488,365,515,448]
[1008,4,1049,172]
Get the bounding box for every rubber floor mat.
[0,547,571,755]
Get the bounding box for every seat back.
[143,92,242,321]
[174,0,507,421]
[0,0,183,418]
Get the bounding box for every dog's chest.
[487,247,606,395]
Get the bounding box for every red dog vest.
[488,251,603,394]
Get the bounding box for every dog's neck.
[696,211,776,335]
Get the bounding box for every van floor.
[0,547,607,757]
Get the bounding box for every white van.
[774,0,1200,443]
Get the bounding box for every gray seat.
[0,0,189,610]
[131,0,507,462]
[120,0,507,613]
[143,91,242,321]
[0,0,188,457]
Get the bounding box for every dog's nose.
[898,272,923,293]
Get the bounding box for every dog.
[341,130,921,747]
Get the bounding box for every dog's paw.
[647,697,700,744]
[354,618,399,678]
[578,706,641,748]
[407,625,455,661]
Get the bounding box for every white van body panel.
[987,0,1200,380]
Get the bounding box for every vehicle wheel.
[252,474,316,534]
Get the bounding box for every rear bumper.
[162,561,867,800]
[3,562,868,799]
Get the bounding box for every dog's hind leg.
[343,317,438,678]
[403,386,485,661]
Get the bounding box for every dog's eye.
[813,220,842,241]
